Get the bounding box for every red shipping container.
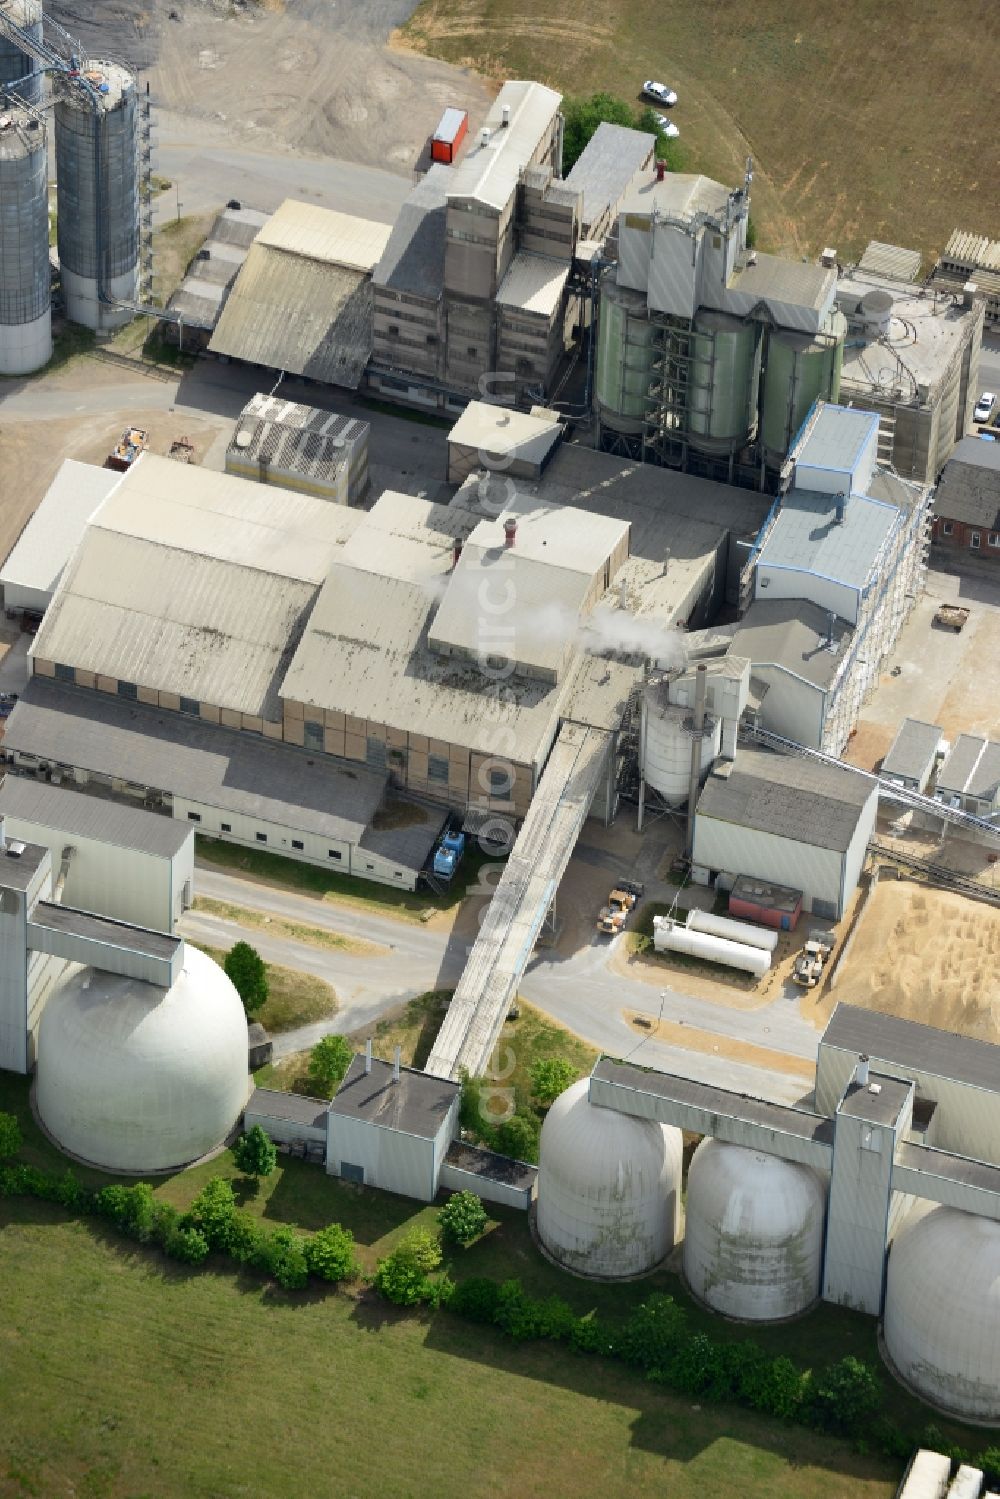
[431,107,468,165]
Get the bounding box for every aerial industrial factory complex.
[3,0,1000,1469]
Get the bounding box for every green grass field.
[196,836,500,923]
[1,1071,992,1495]
[399,0,998,263]
[195,943,336,1036]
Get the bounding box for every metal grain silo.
[640,675,721,807]
[0,102,51,374]
[0,0,43,107]
[595,275,655,437]
[536,1077,683,1278]
[55,59,138,330]
[687,310,761,456]
[682,1140,826,1320]
[759,310,846,467]
[884,1203,1000,1422]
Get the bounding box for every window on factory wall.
[292,839,304,850]
[54,663,75,684]
[187,812,201,823]
[488,766,512,796]
[971,531,982,550]
[117,680,138,701]
[256,832,267,843]
[366,737,387,769]
[179,696,199,717]
[941,521,954,536]
[221,823,231,833]
[303,720,324,751]
[990,533,1000,548]
[328,850,342,860]
[428,754,449,783]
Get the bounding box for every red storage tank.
[431,108,468,164]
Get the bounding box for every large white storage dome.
[683,1139,826,1320]
[536,1077,683,1278]
[36,944,250,1172]
[884,1204,1000,1421]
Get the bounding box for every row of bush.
[5,1140,1000,1480]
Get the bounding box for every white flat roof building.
[0,461,123,617]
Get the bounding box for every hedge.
[2,1160,998,1478]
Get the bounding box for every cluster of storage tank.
[0,0,140,372]
[595,268,845,466]
[536,1079,825,1320]
[652,909,776,977]
[537,1081,1000,1423]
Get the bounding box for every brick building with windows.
[931,436,1000,560]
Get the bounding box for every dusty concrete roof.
[447,400,562,465]
[330,1054,458,1138]
[372,163,450,299]
[0,778,193,859]
[496,252,569,316]
[880,717,943,784]
[254,199,391,272]
[696,746,873,851]
[823,1002,1000,1095]
[445,80,561,212]
[757,489,897,593]
[564,122,655,237]
[0,460,121,600]
[730,598,852,690]
[934,437,1000,530]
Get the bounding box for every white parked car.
[642,79,678,107]
[655,113,680,139]
[974,391,997,424]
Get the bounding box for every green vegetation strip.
[196,835,502,921]
[196,943,336,1035]
[192,895,382,955]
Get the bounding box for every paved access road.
[183,866,821,1103]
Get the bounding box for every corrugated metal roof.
[0,777,193,858]
[880,717,943,784]
[758,489,897,592]
[823,1002,1000,1095]
[372,163,450,298]
[496,252,569,316]
[564,122,655,236]
[857,240,923,283]
[4,680,387,845]
[446,80,561,212]
[696,747,873,851]
[209,241,374,389]
[255,199,391,272]
[937,734,1000,800]
[227,393,367,485]
[0,460,122,598]
[942,229,1000,274]
[730,598,852,690]
[31,455,359,721]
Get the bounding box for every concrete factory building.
[370,82,654,411]
[164,203,269,347]
[880,716,944,795]
[934,734,1000,819]
[734,404,930,753]
[835,241,984,485]
[225,393,370,506]
[445,400,564,484]
[0,778,194,933]
[209,200,392,390]
[691,748,877,920]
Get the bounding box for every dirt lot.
[818,879,1000,1041]
[51,0,492,173]
[400,0,999,263]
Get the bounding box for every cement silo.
[0,103,51,374]
[759,310,846,467]
[682,1140,826,1320]
[0,0,43,107]
[884,1203,1000,1422]
[640,676,721,807]
[595,275,655,439]
[536,1077,683,1278]
[687,310,761,456]
[55,60,139,330]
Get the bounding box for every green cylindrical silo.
[760,311,846,465]
[595,276,655,436]
[687,310,761,455]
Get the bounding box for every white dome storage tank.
[683,1140,826,1320]
[36,944,251,1173]
[641,677,721,807]
[884,1204,1000,1422]
[536,1077,683,1278]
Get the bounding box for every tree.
[373,1227,443,1306]
[529,1057,577,1108]
[224,941,268,1016]
[306,1223,358,1283]
[438,1190,488,1246]
[493,1110,540,1164]
[809,1356,881,1434]
[561,91,636,172]
[233,1124,277,1179]
[187,1176,238,1251]
[308,1034,353,1096]
[635,105,685,171]
[0,1112,22,1161]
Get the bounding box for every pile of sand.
[824,881,1000,1040]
